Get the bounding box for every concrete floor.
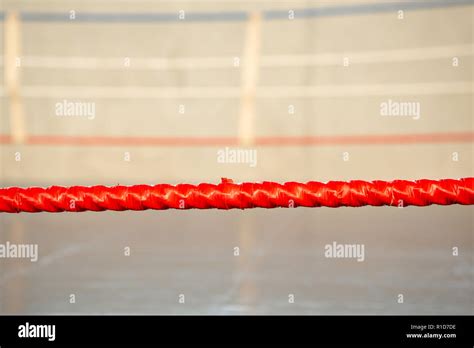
[0,205,472,314]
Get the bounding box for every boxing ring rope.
[1,178,472,213]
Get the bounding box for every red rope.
[0,178,472,213]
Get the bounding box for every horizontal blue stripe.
[20,11,248,23]
[264,0,474,19]
[0,0,471,23]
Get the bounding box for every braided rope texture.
[0,178,472,213]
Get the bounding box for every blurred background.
[0,0,472,314]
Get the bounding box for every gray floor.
[0,205,472,314]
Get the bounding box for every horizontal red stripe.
[0,132,472,147]
[256,132,474,146]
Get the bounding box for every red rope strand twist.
[0,178,473,213]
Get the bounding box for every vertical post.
[3,12,26,304]
[238,12,261,147]
[5,11,26,144]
